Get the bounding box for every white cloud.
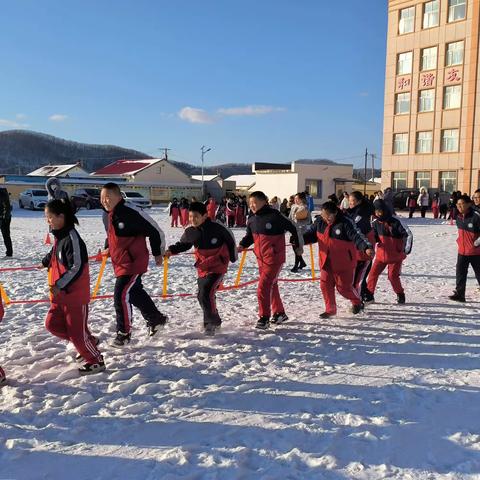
[217,105,286,116]
[178,107,214,124]
[16,113,27,120]
[49,114,68,122]
[359,92,369,97]
[0,118,29,128]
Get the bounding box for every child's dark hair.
[189,201,207,215]
[349,191,364,203]
[45,199,78,227]
[249,191,268,202]
[321,201,339,214]
[102,182,122,195]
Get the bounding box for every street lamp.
[201,145,211,200]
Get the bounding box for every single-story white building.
[28,163,90,177]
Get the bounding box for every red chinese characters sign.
[421,73,435,88]
[397,77,411,91]
[446,68,462,83]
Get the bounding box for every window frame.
[397,51,413,75]
[443,85,462,110]
[445,40,464,66]
[393,133,409,155]
[441,129,460,152]
[416,131,433,153]
[448,0,467,23]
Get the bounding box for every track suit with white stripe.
[42,226,102,364]
[105,200,166,335]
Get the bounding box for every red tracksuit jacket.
[168,218,238,277]
[105,200,165,277]
[372,216,413,263]
[42,226,90,305]
[456,208,480,256]
[239,205,301,266]
[303,212,371,273]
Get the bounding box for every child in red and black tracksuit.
[42,200,105,376]
[0,296,5,385]
[166,202,237,335]
[365,199,413,304]
[345,191,375,300]
[303,201,373,318]
[449,194,480,302]
[101,183,167,347]
[239,191,302,329]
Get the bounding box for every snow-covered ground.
[1,207,480,479]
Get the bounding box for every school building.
[382,0,480,194]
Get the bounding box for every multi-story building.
[382,0,480,194]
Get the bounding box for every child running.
[165,202,237,335]
[101,182,167,347]
[42,200,105,376]
[364,199,413,304]
[238,191,303,329]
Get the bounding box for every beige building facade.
[382,0,480,194]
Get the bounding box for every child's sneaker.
[351,302,365,315]
[271,312,288,325]
[147,313,168,337]
[397,292,406,304]
[255,316,270,330]
[78,356,106,376]
[203,323,219,336]
[363,290,375,303]
[449,292,466,302]
[0,367,6,387]
[75,336,101,363]
[112,331,131,347]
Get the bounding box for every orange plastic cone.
[44,232,52,245]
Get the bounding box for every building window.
[439,171,457,192]
[397,51,413,74]
[305,179,322,198]
[399,6,415,34]
[448,0,466,22]
[393,133,409,154]
[418,89,435,112]
[421,46,437,71]
[392,172,407,190]
[441,129,459,152]
[416,131,433,153]
[443,85,462,109]
[415,171,431,189]
[446,41,464,66]
[395,92,411,115]
[423,0,439,28]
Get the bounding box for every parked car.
[71,188,101,211]
[121,191,152,208]
[18,189,49,210]
[392,189,450,211]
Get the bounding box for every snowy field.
[1,207,480,480]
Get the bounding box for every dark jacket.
[303,211,371,273]
[42,226,90,304]
[169,218,237,277]
[105,199,165,276]
[346,201,375,261]
[239,205,302,266]
[456,207,480,256]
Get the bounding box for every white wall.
[251,172,298,201]
[134,160,191,183]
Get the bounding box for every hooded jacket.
[372,199,413,263]
[239,204,302,266]
[105,199,165,276]
[168,218,237,277]
[42,226,90,304]
[456,207,480,256]
[303,210,371,273]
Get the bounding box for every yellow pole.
[309,244,316,280]
[235,250,247,287]
[48,268,53,302]
[0,283,11,305]
[91,255,108,299]
[162,256,169,298]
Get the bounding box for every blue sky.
[0,0,388,168]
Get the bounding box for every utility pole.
[363,148,368,196]
[158,148,171,161]
[201,145,212,200]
